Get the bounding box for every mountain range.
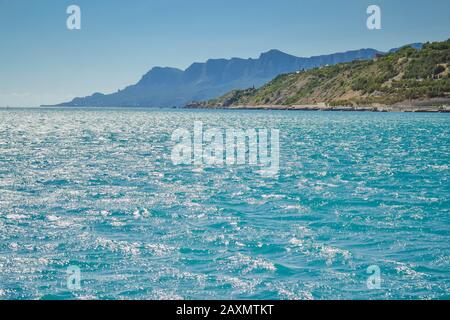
[189,40,449,111]
[54,43,422,108]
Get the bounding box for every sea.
[0,108,448,300]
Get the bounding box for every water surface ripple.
[0,108,448,299]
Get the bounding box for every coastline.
[186,98,450,113]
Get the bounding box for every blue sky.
[0,0,449,107]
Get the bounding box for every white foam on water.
[145,243,177,257]
[393,262,425,279]
[95,237,141,256]
[319,245,352,266]
[152,289,184,300]
[219,275,259,293]
[9,242,19,250]
[277,287,314,300]
[262,194,285,200]
[109,218,126,227]
[6,214,28,220]
[289,237,352,266]
[228,253,276,274]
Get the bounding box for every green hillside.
[190,39,450,110]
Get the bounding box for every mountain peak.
[138,66,183,85]
[259,49,292,59]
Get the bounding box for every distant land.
[189,39,450,112]
[50,43,422,108]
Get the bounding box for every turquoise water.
[0,108,449,300]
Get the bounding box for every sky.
[0,0,449,107]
